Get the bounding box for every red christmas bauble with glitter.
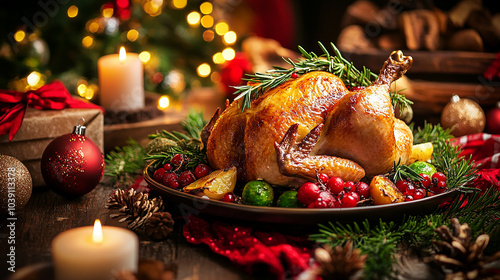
[41,119,104,197]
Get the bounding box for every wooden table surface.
[0,183,256,280]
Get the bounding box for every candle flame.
[119,47,126,62]
[92,219,103,243]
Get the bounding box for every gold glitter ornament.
[0,154,33,215]
[441,95,485,137]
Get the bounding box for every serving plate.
[144,162,459,227]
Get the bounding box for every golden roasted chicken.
[202,51,414,186]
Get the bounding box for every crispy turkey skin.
[203,51,413,186]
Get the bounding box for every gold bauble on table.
[441,95,485,137]
[0,154,33,215]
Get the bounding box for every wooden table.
[0,183,255,280]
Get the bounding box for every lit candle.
[52,219,138,280]
[98,47,145,111]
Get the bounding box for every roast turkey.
[203,50,414,186]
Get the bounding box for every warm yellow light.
[144,0,162,16]
[223,31,237,45]
[172,0,186,9]
[77,83,87,96]
[222,47,236,61]
[92,219,103,243]
[102,7,114,18]
[200,2,213,14]
[212,52,225,64]
[14,30,25,42]
[158,95,170,109]
[200,15,213,28]
[27,72,41,86]
[139,51,151,63]
[88,21,100,33]
[215,22,229,35]
[187,11,201,26]
[119,47,126,62]
[82,36,94,48]
[67,5,78,18]
[197,63,211,77]
[127,29,139,42]
[203,30,214,42]
[84,85,95,100]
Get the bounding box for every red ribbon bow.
[0,80,104,141]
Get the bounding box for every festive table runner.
[181,133,500,278]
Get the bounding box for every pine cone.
[106,188,165,231]
[432,218,500,280]
[144,212,174,240]
[311,241,367,280]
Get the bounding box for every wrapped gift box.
[0,108,104,187]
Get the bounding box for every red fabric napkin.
[183,215,312,278]
[0,80,104,141]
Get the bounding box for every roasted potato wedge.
[370,175,404,205]
[183,166,237,200]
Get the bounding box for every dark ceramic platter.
[144,162,459,226]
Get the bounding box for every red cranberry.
[405,194,414,201]
[341,194,357,208]
[396,180,410,193]
[291,72,298,79]
[327,177,344,195]
[163,163,173,172]
[163,172,180,189]
[221,192,235,203]
[298,182,321,205]
[194,164,212,179]
[432,172,447,184]
[419,173,432,188]
[348,191,360,202]
[344,181,355,192]
[414,188,426,199]
[405,183,415,195]
[178,171,196,187]
[318,173,329,184]
[171,154,188,167]
[355,182,370,199]
[318,191,335,207]
[153,168,166,183]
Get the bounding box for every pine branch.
[104,139,147,185]
[390,84,413,116]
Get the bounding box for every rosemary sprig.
[232,42,378,111]
[390,84,413,116]
[390,160,423,182]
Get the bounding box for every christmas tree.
[0,0,238,103]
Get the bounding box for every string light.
[158,95,170,109]
[197,63,211,77]
[212,52,225,64]
[200,15,213,28]
[203,30,214,41]
[223,31,237,44]
[139,51,151,63]
[200,2,213,14]
[87,21,100,33]
[171,0,186,9]
[127,29,139,41]
[187,11,200,26]
[215,21,229,35]
[222,47,235,61]
[143,0,163,16]
[102,6,114,18]
[27,72,41,86]
[82,36,94,48]
[67,5,78,18]
[14,30,25,42]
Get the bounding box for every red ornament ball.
[41,121,104,197]
[486,105,500,134]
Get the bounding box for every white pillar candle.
[98,47,145,111]
[52,220,138,280]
